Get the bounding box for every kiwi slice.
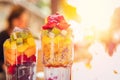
[52,27,61,35]
[10,32,17,41]
[16,38,23,45]
[21,32,28,39]
[42,30,49,35]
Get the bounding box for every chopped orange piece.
[25,46,36,57]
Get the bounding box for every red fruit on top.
[57,20,70,30]
[47,14,64,22]
[43,20,58,30]
[42,19,57,29]
[42,25,53,30]
[47,16,54,22]
[56,15,64,22]
[47,20,57,27]
[42,13,69,30]
[47,14,57,22]
[8,66,16,74]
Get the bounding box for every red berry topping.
[42,13,69,30]
[57,20,70,30]
[42,24,53,30]
[47,14,64,22]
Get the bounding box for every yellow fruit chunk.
[27,37,35,46]
[64,38,72,44]
[4,39,11,49]
[25,46,36,57]
[42,35,51,44]
[17,44,29,52]
[10,41,17,49]
[54,35,63,43]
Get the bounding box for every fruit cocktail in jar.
[4,28,36,80]
[41,14,73,80]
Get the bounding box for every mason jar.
[4,27,36,80]
[42,28,74,80]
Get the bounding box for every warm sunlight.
[68,0,120,30]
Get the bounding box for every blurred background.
[1,0,120,80]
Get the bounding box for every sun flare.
[67,0,120,30]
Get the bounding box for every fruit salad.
[42,13,73,67]
[4,28,36,80]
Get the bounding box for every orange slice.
[6,53,16,65]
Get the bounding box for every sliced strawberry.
[43,13,69,30]
[47,14,58,22]
[47,16,53,22]
[47,14,64,22]
[56,15,64,22]
[43,21,58,30]
[48,20,57,27]
[42,25,51,30]
[42,24,54,30]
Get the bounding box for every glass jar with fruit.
[4,27,36,80]
[41,14,74,80]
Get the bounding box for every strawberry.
[43,13,69,30]
[56,15,64,22]
[47,14,64,22]
[42,25,51,30]
[48,20,57,27]
[47,16,54,22]
[42,21,57,30]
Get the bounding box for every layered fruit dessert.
[4,28,36,80]
[42,13,73,80]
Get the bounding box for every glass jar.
[4,27,36,80]
[41,28,74,80]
